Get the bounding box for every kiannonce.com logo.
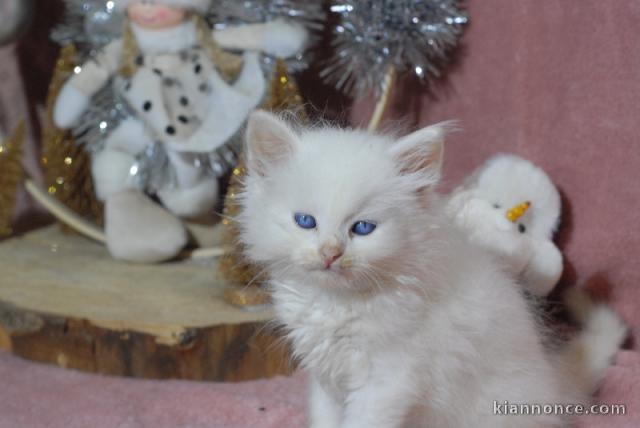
[493,401,627,416]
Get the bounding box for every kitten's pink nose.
[320,244,344,269]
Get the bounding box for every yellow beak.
[506,201,531,223]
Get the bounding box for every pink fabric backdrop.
[355,0,640,343]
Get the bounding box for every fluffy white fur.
[213,19,309,59]
[130,19,199,54]
[238,111,627,428]
[53,83,91,130]
[447,154,563,296]
[112,0,212,13]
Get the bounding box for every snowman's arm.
[54,39,123,129]
[522,239,563,296]
[213,19,307,58]
[446,188,475,218]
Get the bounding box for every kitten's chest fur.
[273,286,377,392]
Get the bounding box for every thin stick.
[25,179,106,243]
[367,67,397,132]
[25,179,228,259]
[183,246,228,260]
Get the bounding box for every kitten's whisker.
[217,213,238,223]
[243,259,288,289]
[359,265,387,295]
[269,265,304,298]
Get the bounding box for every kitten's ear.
[245,110,298,176]
[389,121,454,183]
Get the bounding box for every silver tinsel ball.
[321,0,468,97]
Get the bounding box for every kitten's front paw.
[309,409,341,428]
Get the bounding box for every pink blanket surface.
[0,350,307,428]
[1,349,638,428]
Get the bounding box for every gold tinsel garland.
[218,59,307,294]
[0,121,25,237]
[42,44,103,226]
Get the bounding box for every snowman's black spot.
[198,83,209,92]
[153,68,162,76]
[178,115,189,124]
[493,203,501,209]
[135,55,144,66]
[166,125,176,136]
[194,64,202,74]
[124,81,131,91]
[180,96,189,106]
[163,78,174,87]
[518,224,526,234]
[143,101,152,112]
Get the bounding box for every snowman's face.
[127,3,186,29]
[472,155,561,239]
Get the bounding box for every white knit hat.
[112,0,212,13]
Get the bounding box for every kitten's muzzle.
[320,243,344,269]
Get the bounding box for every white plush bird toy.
[447,154,563,296]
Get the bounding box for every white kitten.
[238,111,626,428]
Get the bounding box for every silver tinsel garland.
[70,80,129,155]
[321,0,468,97]
[51,0,322,193]
[51,0,124,57]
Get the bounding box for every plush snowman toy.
[53,0,307,262]
[447,154,563,296]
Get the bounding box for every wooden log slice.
[0,226,293,381]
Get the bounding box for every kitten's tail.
[560,288,627,395]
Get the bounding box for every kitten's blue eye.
[351,221,377,236]
[294,213,317,229]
